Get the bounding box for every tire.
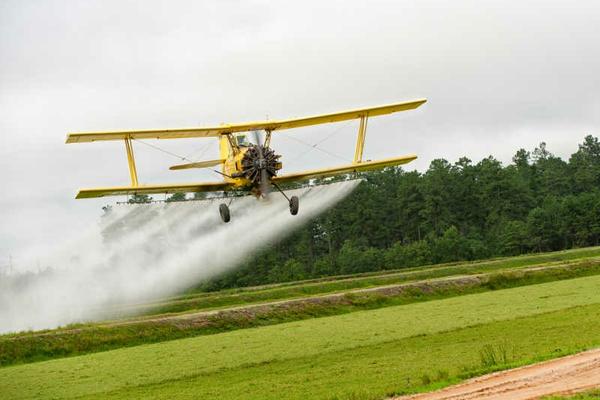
[289,196,299,216]
[219,203,231,223]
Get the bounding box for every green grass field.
[3,254,599,367]
[2,275,600,399]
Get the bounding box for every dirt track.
[395,348,600,400]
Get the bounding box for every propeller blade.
[251,130,263,147]
[250,130,270,196]
[261,168,270,197]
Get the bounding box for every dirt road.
[395,348,600,400]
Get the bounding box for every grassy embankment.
[2,248,600,367]
[127,246,600,316]
[1,275,600,399]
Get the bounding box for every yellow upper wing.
[65,99,426,143]
[271,155,417,184]
[76,181,233,199]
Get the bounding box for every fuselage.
[219,134,282,193]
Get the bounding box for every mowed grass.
[2,275,600,399]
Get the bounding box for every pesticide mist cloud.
[0,180,359,334]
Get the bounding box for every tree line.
[197,135,600,290]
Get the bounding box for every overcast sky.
[1,0,599,265]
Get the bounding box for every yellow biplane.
[67,99,426,222]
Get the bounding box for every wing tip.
[75,190,94,199]
[405,98,427,109]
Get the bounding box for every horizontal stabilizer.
[169,159,225,170]
[76,181,233,199]
[272,155,417,184]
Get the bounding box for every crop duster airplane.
[66,99,426,222]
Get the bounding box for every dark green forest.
[200,135,600,290]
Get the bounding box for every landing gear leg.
[272,182,299,216]
[219,203,230,223]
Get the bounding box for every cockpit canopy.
[235,134,250,147]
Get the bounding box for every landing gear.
[272,182,299,217]
[289,195,299,215]
[218,188,298,223]
[219,203,230,223]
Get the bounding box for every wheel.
[289,196,299,216]
[219,203,231,223]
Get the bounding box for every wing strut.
[353,115,369,163]
[124,136,139,187]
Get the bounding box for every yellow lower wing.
[272,154,417,184]
[76,181,233,199]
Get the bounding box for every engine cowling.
[239,145,282,185]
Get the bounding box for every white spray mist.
[0,180,360,334]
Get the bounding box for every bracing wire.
[131,138,228,178]
[132,138,193,162]
[281,120,354,163]
[182,141,213,161]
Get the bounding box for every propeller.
[251,130,271,197]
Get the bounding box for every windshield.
[236,135,249,147]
